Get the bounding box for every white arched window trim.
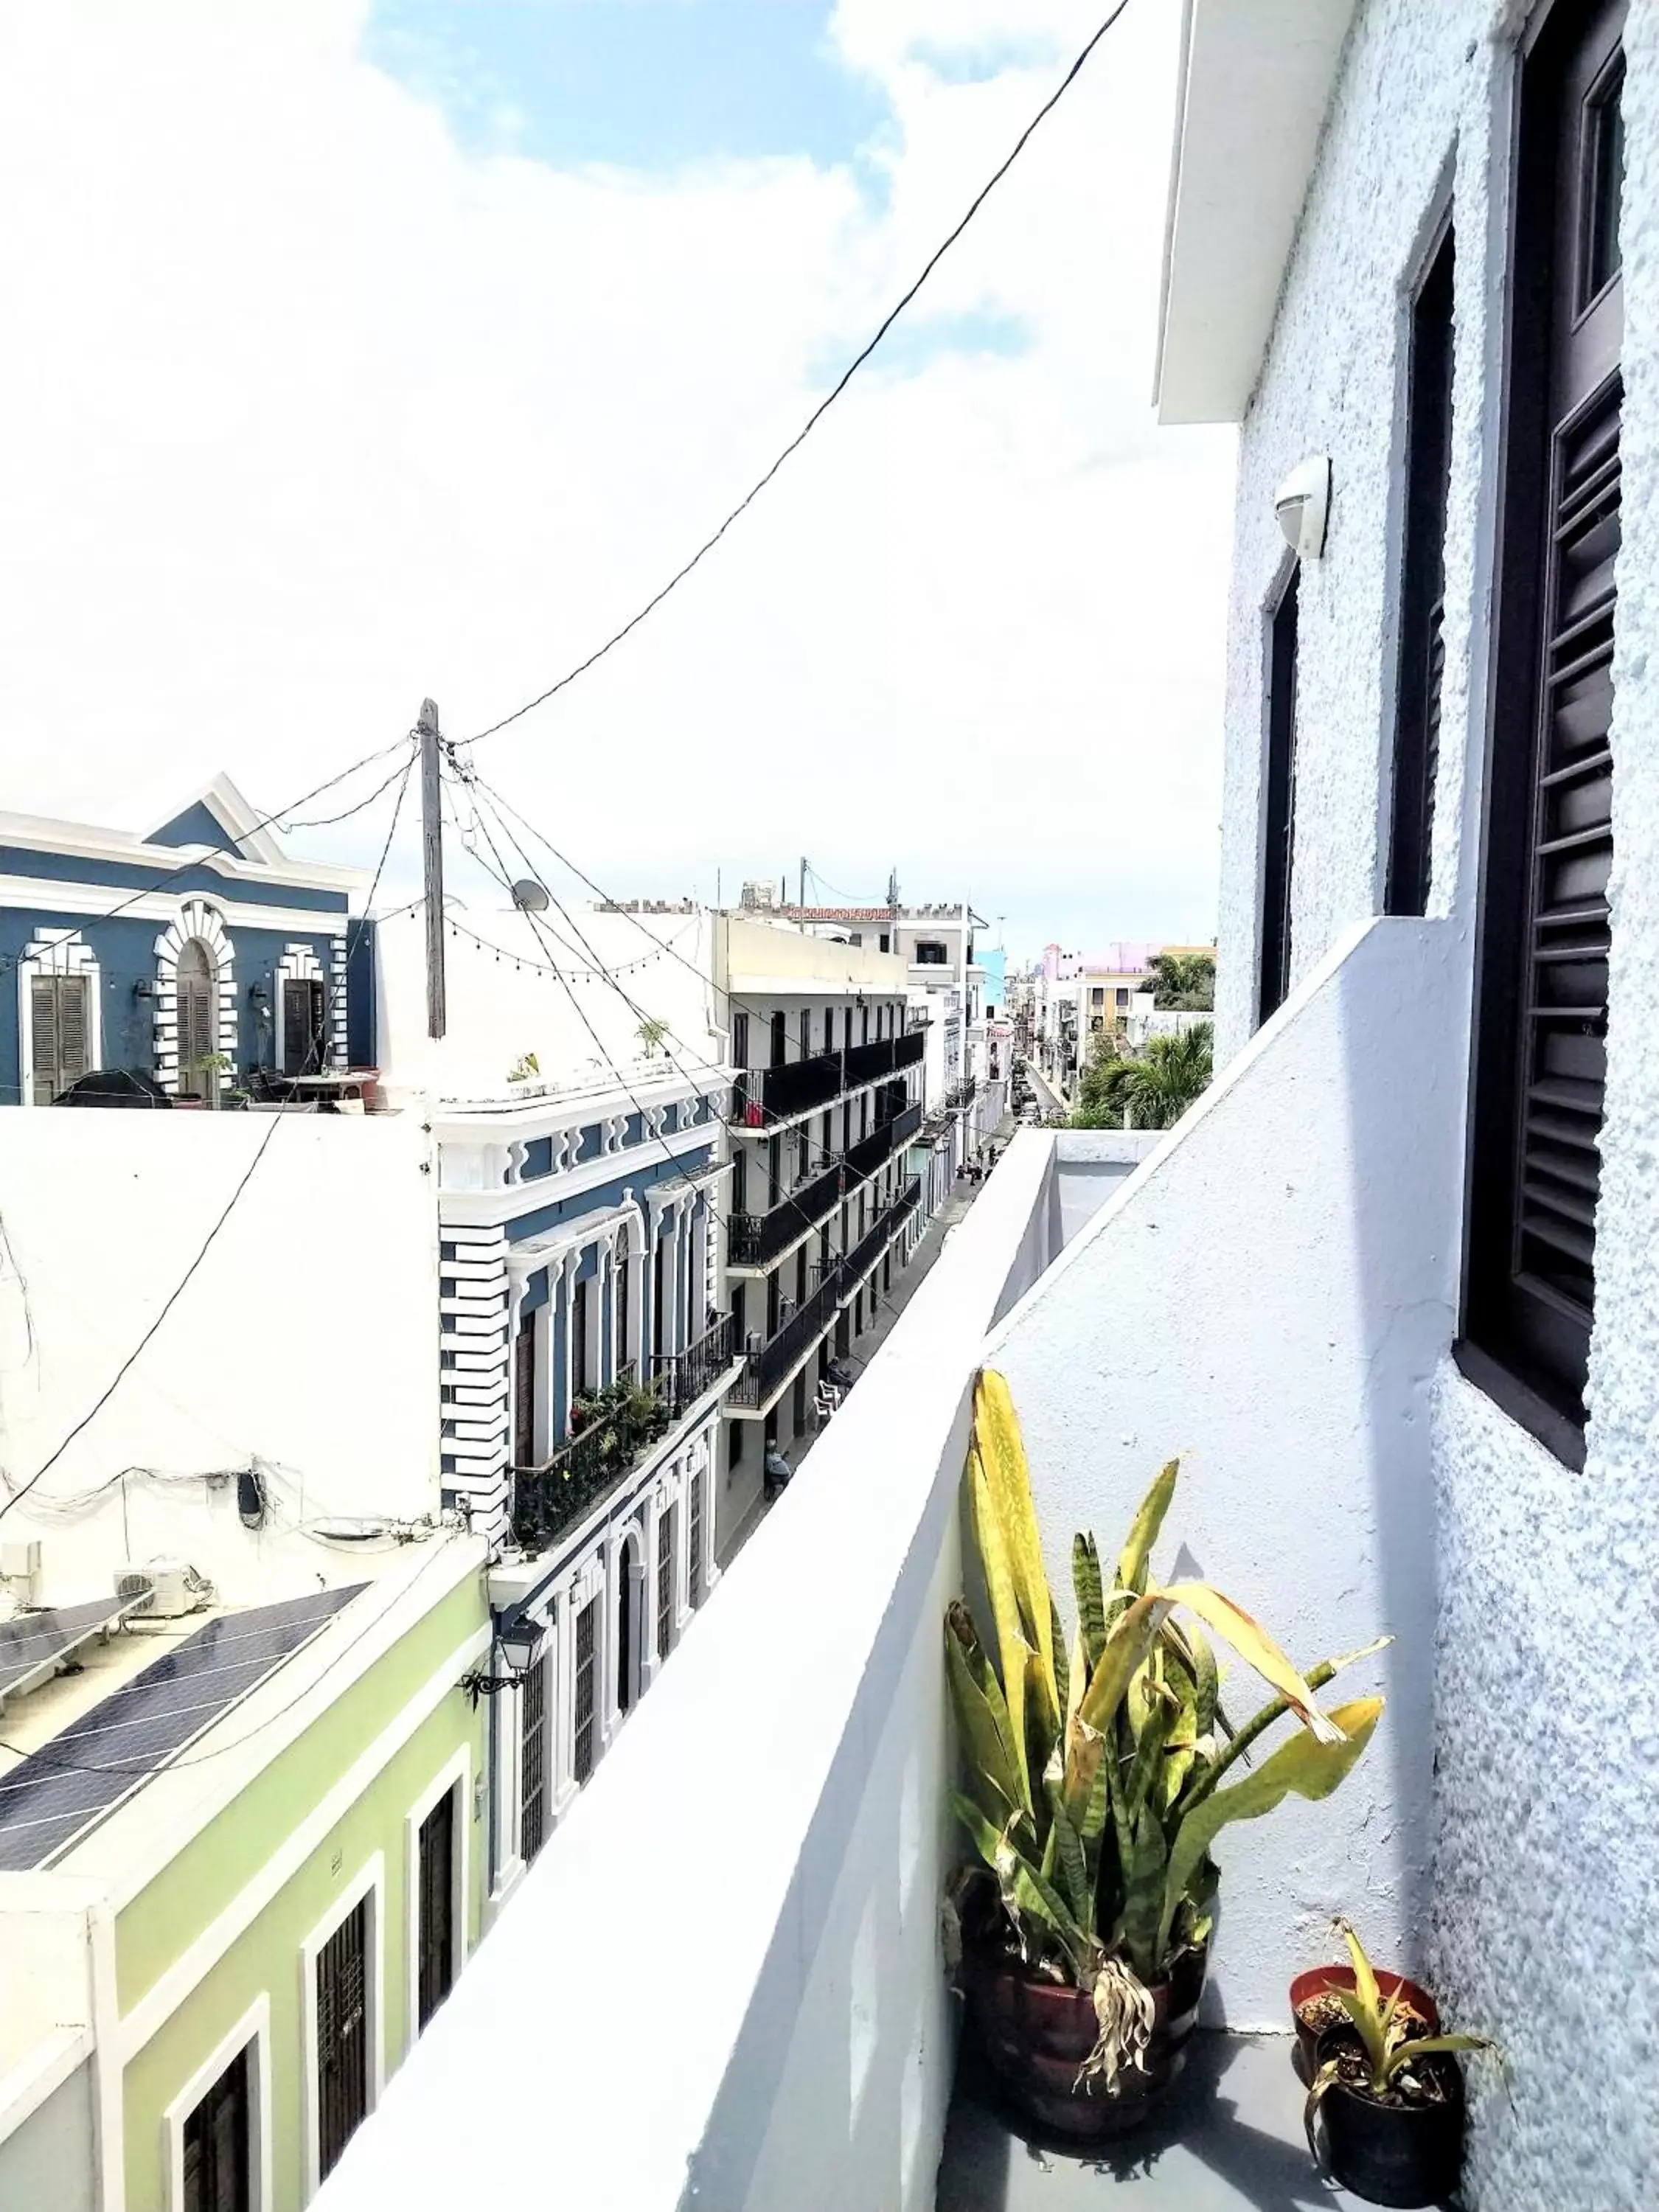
[153,900,237,1096]
[18,930,101,1107]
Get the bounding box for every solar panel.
[0,1598,130,1708]
[0,1585,365,1870]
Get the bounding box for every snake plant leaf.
[1382,2034,1493,2085]
[1114,1804,1169,1983]
[973,1369,1057,1700]
[1156,1583,1345,1744]
[1025,1645,1063,1806]
[1073,1532,1107,1662]
[1331,1987,1391,2079]
[1156,1697,1382,1959]
[1122,1677,1178,1823]
[1117,1457,1179,1594]
[1170,1620,1218,1740]
[1051,1599,1071,1726]
[1336,1916,1382,2025]
[1077,1590,1173,1734]
[1046,1799,1093,1930]
[1158,1666,1201,1815]
[1061,1713,1108,1846]
[1065,1621,1088,1739]
[944,1604,1023,1828]
[969,1448,1032,1812]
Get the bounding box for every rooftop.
[315,919,1453,2212]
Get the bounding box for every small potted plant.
[947,1370,1386,2140]
[1290,1950,1438,2081]
[1304,1920,1492,2208]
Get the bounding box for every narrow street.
[1023,1055,1070,1118]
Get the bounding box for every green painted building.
[0,1537,490,2211]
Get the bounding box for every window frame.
[1257,562,1301,1028]
[299,1854,385,2201]
[1455,0,1625,1467]
[164,1995,271,2212]
[1385,206,1457,918]
[403,1747,470,2057]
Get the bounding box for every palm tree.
[1069,1022,1212,1132]
[1144,949,1216,1012]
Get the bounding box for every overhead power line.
[458,0,1135,751]
[0,756,417,1526]
[0,734,416,985]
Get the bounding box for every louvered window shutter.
[1461,0,1624,1461]
[31,976,58,1104]
[58,976,89,1088]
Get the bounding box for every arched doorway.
[616,1533,644,1715]
[175,939,218,1099]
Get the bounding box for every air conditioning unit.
[115,1559,199,1619]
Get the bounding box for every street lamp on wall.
[459,1610,545,1705]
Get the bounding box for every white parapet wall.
[988,916,1466,2025]
[0,1111,441,1601]
[319,1130,1065,2212]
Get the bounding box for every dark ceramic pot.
[961,1936,1208,2140]
[1305,2026,1465,2208]
[1289,1965,1439,2081]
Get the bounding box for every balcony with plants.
[319,922,1486,2212]
[511,1312,734,1555]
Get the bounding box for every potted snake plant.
[946,1370,1386,2139]
[1304,1921,1492,2207]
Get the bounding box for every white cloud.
[0,0,1234,959]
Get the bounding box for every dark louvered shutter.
[416,1788,455,2030]
[1387,218,1456,917]
[1462,0,1624,1459]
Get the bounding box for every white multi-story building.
[711,908,925,1526]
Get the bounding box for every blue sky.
[364,0,892,173]
[2,0,1235,960]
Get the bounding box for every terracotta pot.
[1306,2027,1465,2208]
[962,1935,1208,2140]
[1289,1966,1439,2081]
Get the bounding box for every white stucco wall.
[315,1131,1064,2212]
[1211,4,1659,2204]
[990,918,1459,2027]
[0,1112,440,1602]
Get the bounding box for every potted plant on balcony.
[1290,1947,1438,2082]
[1304,1920,1492,2207]
[947,1371,1385,2140]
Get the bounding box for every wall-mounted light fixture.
[1274,454,1332,560]
[459,1610,545,1705]
[248,981,271,1029]
[133,978,155,1001]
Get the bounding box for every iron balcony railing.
[729,1100,927,1270]
[838,1178,922,1293]
[728,1267,844,1408]
[731,1029,930,1130]
[511,1325,736,1554]
[649,1311,736,1419]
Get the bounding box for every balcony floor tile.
[939,2032,1457,2211]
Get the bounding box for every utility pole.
[418,698,446,1040]
[799,855,807,908]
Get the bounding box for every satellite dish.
[511,879,550,912]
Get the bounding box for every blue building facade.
[434,1073,739,1865]
[0,776,366,1104]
